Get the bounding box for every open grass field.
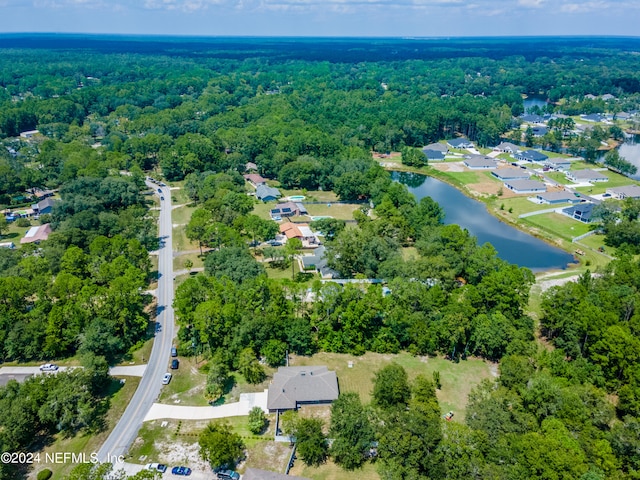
[521,212,592,241]
[304,203,360,220]
[279,189,339,203]
[546,171,571,184]
[173,225,199,252]
[290,351,494,421]
[38,377,141,480]
[289,459,380,480]
[158,355,209,406]
[173,251,205,271]
[172,204,196,226]
[574,170,638,195]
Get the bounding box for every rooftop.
[267,366,339,411]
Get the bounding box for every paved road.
[97,181,175,463]
[0,365,146,377]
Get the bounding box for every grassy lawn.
[172,204,196,225]
[173,225,199,252]
[158,355,209,406]
[168,181,192,204]
[304,203,360,220]
[252,202,275,220]
[521,213,591,241]
[174,252,205,271]
[279,189,339,203]
[546,171,570,184]
[574,171,638,195]
[265,261,302,281]
[493,197,559,216]
[291,351,494,421]
[38,377,141,480]
[290,459,380,480]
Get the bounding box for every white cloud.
[517,0,544,7]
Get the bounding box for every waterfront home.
[606,185,640,199]
[566,170,608,183]
[492,168,530,181]
[504,179,546,194]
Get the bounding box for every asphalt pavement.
[97,181,175,463]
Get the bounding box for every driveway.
[144,390,269,421]
[0,365,148,384]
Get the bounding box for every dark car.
[171,359,179,370]
[267,240,282,246]
[160,196,164,200]
[217,470,240,480]
[172,466,192,476]
[158,188,162,193]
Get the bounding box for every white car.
[162,373,172,385]
[39,363,59,372]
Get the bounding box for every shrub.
[37,469,53,480]
[16,218,31,227]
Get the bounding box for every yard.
[157,354,209,406]
[290,351,495,421]
[521,212,592,242]
[172,204,196,226]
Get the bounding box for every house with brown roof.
[279,222,320,248]
[20,223,52,244]
[267,366,339,412]
[244,173,267,187]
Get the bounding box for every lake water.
[618,135,640,180]
[523,94,548,113]
[393,172,575,271]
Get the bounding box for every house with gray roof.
[581,113,606,123]
[606,185,640,199]
[513,149,548,162]
[270,202,307,219]
[267,366,339,412]
[300,245,338,279]
[423,142,448,153]
[531,126,548,137]
[463,156,497,170]
[535,192,581,204]
[492,168,530,181]
[521,114,548,124]
[545,158,572,171]
[35,197,57,215]
[447,137,474,149]
[256,185,281,202]
[421,149,445,161]
[504,179,546,194]
[493,142,521,154]
[566,169,608,183]
[562,203,595,223]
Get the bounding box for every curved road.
[97,181,175,463]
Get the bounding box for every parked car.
[172,466,192,476]
[266,240,282,246]
[171,359,179,370]
[40,363,58,372]
[171,346,178,357]
[444,411,454,421]
[162,373,172,385]
[158,188,162,193]
[217,470,240,480]
[602,193,611,198]
[146,463,167,473]
[160,196,164,200]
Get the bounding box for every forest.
[1,36,640,479]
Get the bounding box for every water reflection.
[393,172,575,271]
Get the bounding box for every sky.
[0,0,639,37]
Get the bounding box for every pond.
[523,94,549,113]
[393,172,575,271]
[618,134,640,181]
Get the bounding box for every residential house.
[267,366,339,412]
[493,142,521,154]
[581,113,606,123]
[606,185,640,199]
[566,170,608,183]
[29,188,55,200]
[463,156,498,170]
[245,162,258,172]
[531,126,548,137]
[423,142,449,153]
[513,149,548,162]
[446,137,474,149]
[256,185,281,202]
[300,245,339,279]
[35,198,57,215]
[279,222,320,247]
[492,168,530,181]
[601,94,616,101]
[521,114,548,124]
[535,192,581,204]
[0,242,15,249]
[20,223,52,244]
[421,149,445,161]
[545,158,572,171]
[504,180,546,194]
[584,94,598,100]
[562,203,595,223]
[270,202,308,219]
[244,173,267,187]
